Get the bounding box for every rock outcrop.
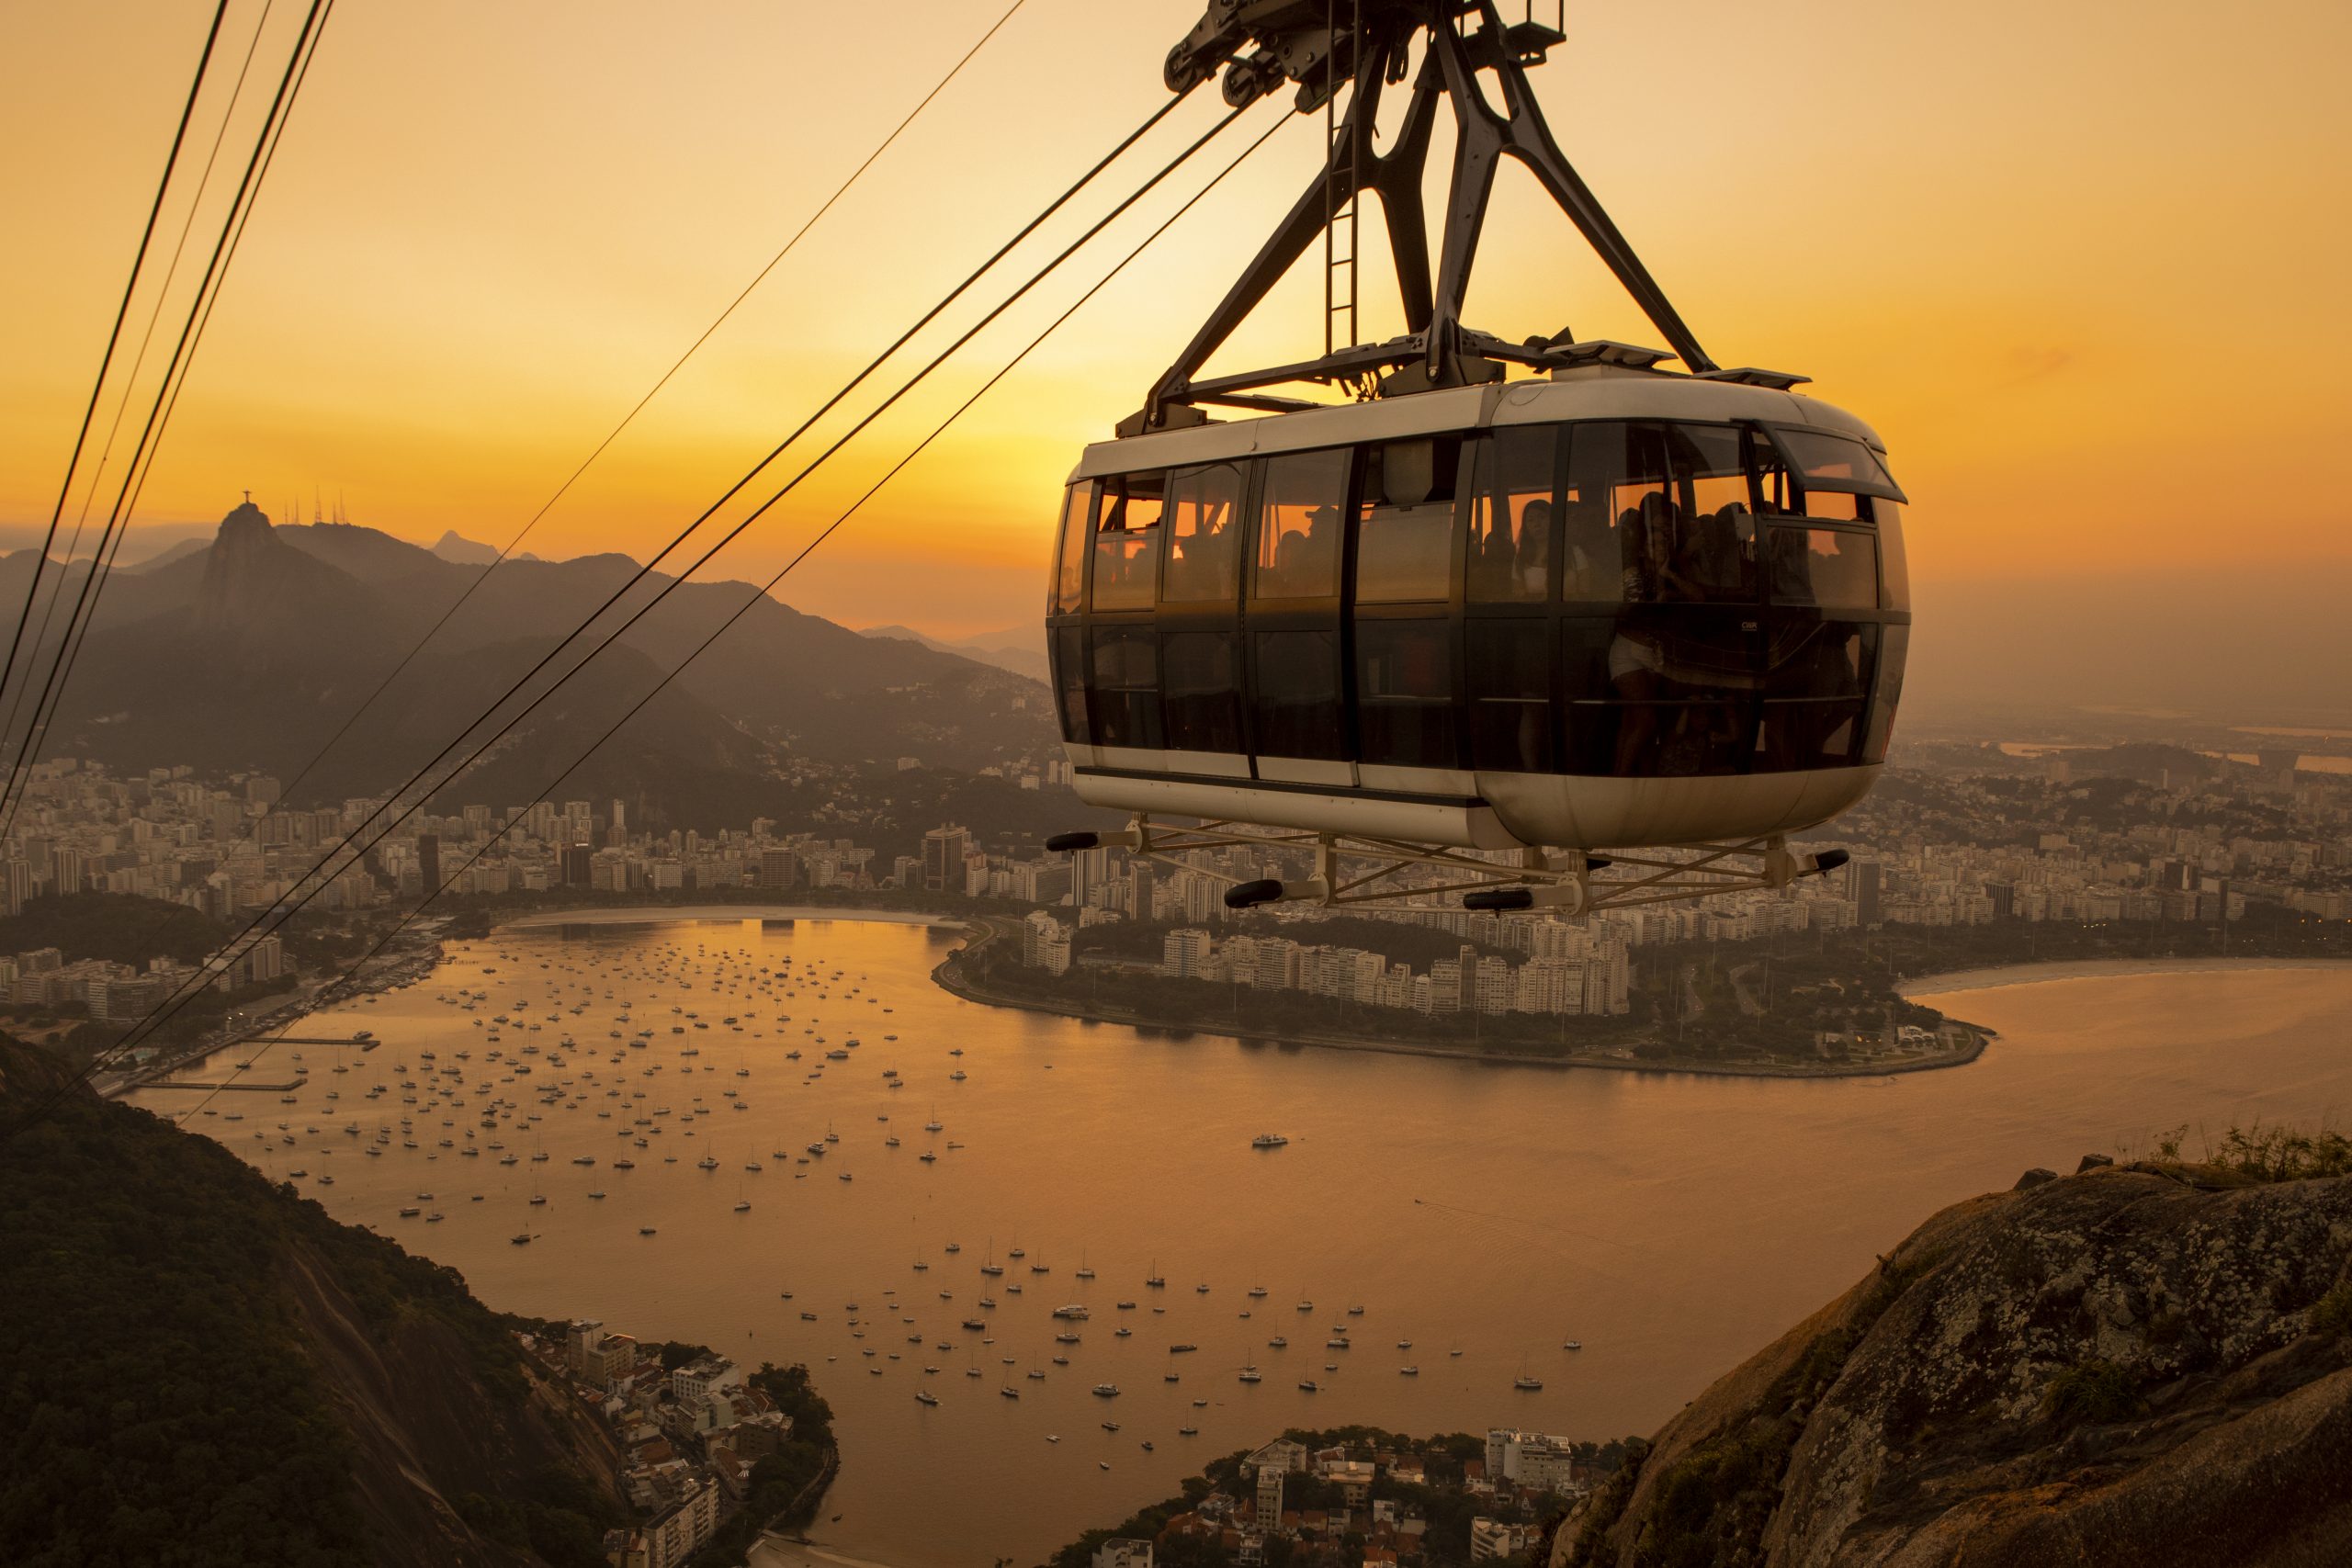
[1556,1161,2352,1568]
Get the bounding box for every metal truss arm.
[1053,817,1849,919]
[1471,7,1717,374]
[1143,28,1407,425]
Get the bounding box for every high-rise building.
[922,824,971,893]
[417,834,441,893]
[1256,1469,1284,1533]
[1164,929,1215,979]
[758,849,800,891]
[1849,859,1883,928]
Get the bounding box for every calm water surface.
[138,919,2352,1568]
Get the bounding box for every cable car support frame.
[1136,0,1803,434]
[1057,2,1854,916]
[1052,818,1850,919]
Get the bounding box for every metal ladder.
[1321,0,1363,357]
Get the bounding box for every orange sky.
[2,0,2346,638]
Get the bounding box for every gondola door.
[1154,459,1250,777]
[1242,446,1354,786]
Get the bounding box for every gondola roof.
[1070,366,1891,481]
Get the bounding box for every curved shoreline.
[1901,957,2352,998]
[472,907,2342,1079]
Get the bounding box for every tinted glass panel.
[1569,422,1671,603]
[1766,526,1878,609]
[1467,426,1556,604]
[1665,423,1758,604]
[1558,424,1627,603]
[1250,630,1343,759]
[1863,624,1908,763]
[1161,630,1243,754]
[1161,462,1245,604]
[1559,619,1623,775]
[1752,430,1861,521]
[1356,439,1461,604]
[1560,611,1755,777]
[1356,620,1456,768]
[1467,619,1552,773]
[1875,501,1911,610]
[1051,624,1090,743]
[1569,423,1765,606]
[1088,626,1161,748]
[1091,472,1164,611]
[1252,449,1349,600]
[1759,622,1875,771]
[1770,426,1905,500]
[1053,483,1092,613]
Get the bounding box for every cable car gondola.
[1046,0,1906,916]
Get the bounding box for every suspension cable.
[0,0,335,845]
[254,0,1034,818]
[0,0,1023,899]
[0,0,281,775]
[161,109,1297,1134]
[55,81,1209,971]
[0,2,232,738]
[35,92,1255,1113]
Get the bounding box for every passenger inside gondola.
[1254,448,1350,599]
[1162,462,1242,603]
[1091,475,1163,610]
[1513,499,1552,597]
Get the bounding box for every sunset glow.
[3,0,2346,637]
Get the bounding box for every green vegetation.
[2308,1281,2352,1339]
[449,1465,618,1568]
[684,1363,836,1567]
[0,890,232,965]
[2041,1359,2147,1427]
[1853,901,2352,981]
[0,1036,617,1566]
[2128,1122,2352,1183]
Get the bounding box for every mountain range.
[12,502,1056,828]
[861,621,1047,683]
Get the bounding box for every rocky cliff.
[0,1037,625,1567]
[1555,1156,2352,1568]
